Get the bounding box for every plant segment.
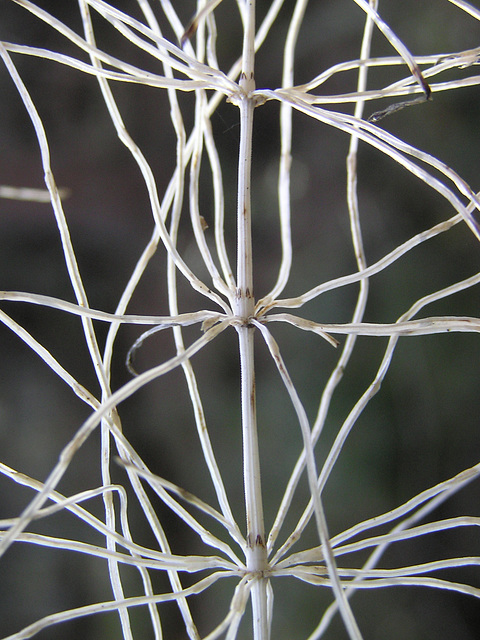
[1,1,480,639]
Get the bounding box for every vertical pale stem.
[235,95,261,543]
[263,0,308,306]
[234,1,269,638]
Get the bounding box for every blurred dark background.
[1,1,480,638]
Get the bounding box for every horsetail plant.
[1,0,480,638]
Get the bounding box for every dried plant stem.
[2,1,480,637]
[230,2,270,638]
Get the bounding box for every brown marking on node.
[246,532,265,548]
[240,71,256,93]
[255,534,265,547]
